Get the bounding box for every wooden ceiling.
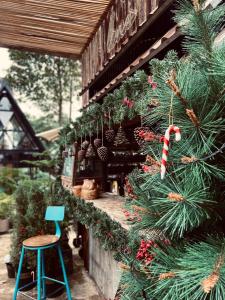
[0,0,111,58]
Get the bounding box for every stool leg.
[13,246,25,300]
[37,249,42,300]
[57,244,72,300]
[41,250,46,300]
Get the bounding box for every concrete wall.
[89,227,122,299]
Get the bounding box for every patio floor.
[0,231,104,300]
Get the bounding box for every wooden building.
[0,0,223,299]
[0,80,44,167]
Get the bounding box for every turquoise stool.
[13,206,72,300]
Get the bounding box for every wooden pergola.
[0,0,111,58]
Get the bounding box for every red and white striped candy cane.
[161,125,181,179]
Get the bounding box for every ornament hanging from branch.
[161,125,181,179]
[94,121,101,149]
[114,125,129,147]
[97,117,108,161]
[105,110,115,143]
[86,126,95,158]
[78,134,86,162]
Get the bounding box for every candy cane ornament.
[161,125,181,179]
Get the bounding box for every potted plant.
[0,193,13,233]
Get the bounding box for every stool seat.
[23,235,59,248]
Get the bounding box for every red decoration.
[136,239,158,265]
[125,176,137,199]
[122,97,134,108]
[148,76,158,90]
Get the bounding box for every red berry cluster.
[123,209,142,222]
[136,239,158,265]
[125,177,137,199]
[122,97,134,108]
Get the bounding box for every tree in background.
[6,51,81,126]
[117,1,225,299]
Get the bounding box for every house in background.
[0,80,44,168]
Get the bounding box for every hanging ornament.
[94,138,101,148]
[97,146,108,161]
[77,149,86,162]
[114,126,129,147]
[94,120,101,149]
[86,143,95,158]
[105,129,115,143]
[133,127,149,146]
[161,125,181,179]
[86,127,95,159]
[105,110,115,143]
[81,140,89,150]
[97,116,108,161]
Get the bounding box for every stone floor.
[0,231,104,300]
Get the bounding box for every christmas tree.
[118,1,225,299]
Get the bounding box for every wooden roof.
[0,0,111,58]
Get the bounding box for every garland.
[54,185,129,252]
[58,69,151,147]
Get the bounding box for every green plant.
[0,193,14,219]
[11,179,51,268]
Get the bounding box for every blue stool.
[13,206,72,300]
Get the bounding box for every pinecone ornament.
[77,149,86,162]
[105,129,115,143]
[97,146,108,161]
[86,143,95,158]
[94,138,102,149]
[114,126,129,146]
[81,140,89,150]
[134,127,149,146]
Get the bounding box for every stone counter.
[84,193,130,231]
[83,193,129,299]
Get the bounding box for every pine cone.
[77,149,86,162]
[94,138,102,149]
[114,126,129,146]
[105,129,115,143]
[81,140,89,150]
[97,146,108,161]
[86,144,95,158]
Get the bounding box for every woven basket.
[81,189,98,200]
[72,185,82,197]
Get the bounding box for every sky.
[0,47,81,122]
